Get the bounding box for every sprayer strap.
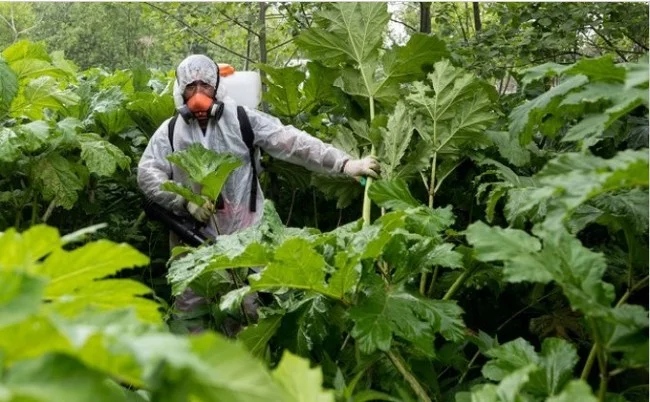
[168,115,179,153]
[237,106,258,213]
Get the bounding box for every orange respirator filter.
[186,92,213,114]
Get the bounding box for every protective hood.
[172,54,228,109]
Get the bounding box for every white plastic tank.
[220,71,262,110]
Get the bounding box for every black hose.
[142,200,208,247]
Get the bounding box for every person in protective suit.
[137,54,379,332]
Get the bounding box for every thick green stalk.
[442,270,469,300]
[386,350,432,402]
[361,96,376,227]
[581,275,648,380]
[588,318,608,402]
[420,93,439,294]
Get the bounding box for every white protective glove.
[186,200,213,223]
[343,156,380,179]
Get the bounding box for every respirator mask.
[177,91,224,123]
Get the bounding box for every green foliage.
[163,143,243,205]
[0,223,334,401]
[458,338,596,401]
[510,55,648,148]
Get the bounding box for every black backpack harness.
[167,105,259,213]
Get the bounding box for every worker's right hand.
[187,200,213,223]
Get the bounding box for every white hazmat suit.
[138,55,354,239]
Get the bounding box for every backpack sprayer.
[143,65,262,246]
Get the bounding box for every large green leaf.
[142,332,286,402]
[238,315,283,358]
[480,337,580,398]
[296,3,388,67]
[259,64,305,117]
[37,239,158,322]
[0,271,46,327]
[11,76,79,120]
[161,181,206,207]
[510,56,648,147]
[368,179,420,211]
[2,41,73,83]
[509,150,649,230]
[0,225,62,271]
[466,221,648,331]
[167,202,288,295]
[127,91,175,134]
[509,75,588,144]
[408,60,496,155]
[3,354,125,402]
[166,143,243,201]
[79,133,130,176]
[350,285,464,355]
[250,238,341,300]
[546,381,597,402]
[465,221,541,262]
[30,153,84,210]
[0,127,22,163]
[0,56,18,114]
[335,34,449,104]
[377,101,414,179]
[2,39,50,63]
[272,351,335,402]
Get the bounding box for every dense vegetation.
[0,2,647,401]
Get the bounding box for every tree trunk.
[472,2,481,34]
[258,2,268,112]
[419,2,431,33]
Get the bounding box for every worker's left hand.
[343,156,380,179]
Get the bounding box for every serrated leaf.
[127,92,175,134]
[526,338,579,396]
[427,243,464,269]
[11,76,79,120]
[368,179,420,210]
[168,202,284,295]
[4,354,125,402]
[30,153,83,209]
[350,286,464,355]
[546,380,597,402]
[467,221,622,321]
[0,127,21,163]
[272,351,335,402]
[405,205,456,237]
[378,101,414,179]
[48,279,160,323]
[465,221,541,262]
[311,173,362,209]
[482,338,539,382]
[2,40,50,63]
[161,181,206,207]
[238,314,282,358]
[0,271,45,327]
[259,64,305,117]
[565,55,625,83]
[0,56,18,113]
[408,60,496,153]
[485,130,531,167]
[16,120,51,152]
[509,75,588,144]
[79,133,130,176]
[250,238,340,299]
[36,239,158,321]
[296,3,388,67]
